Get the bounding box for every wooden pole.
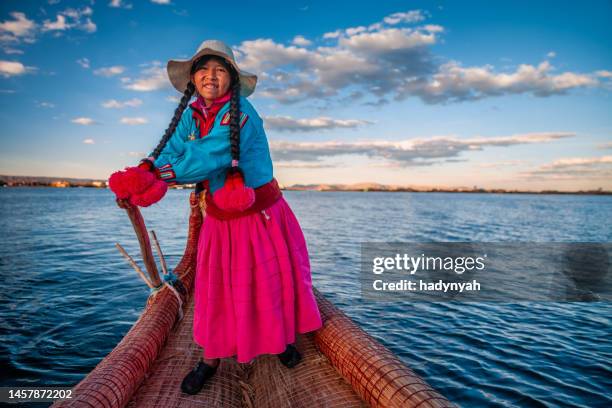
[116,198,162,287]
[150,230,168,276]
[115,243,154,288]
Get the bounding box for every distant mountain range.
[1,175,609,195]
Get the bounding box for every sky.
[0,0,611,191]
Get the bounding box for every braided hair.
[151,82,195,159]
[150,55,242,175]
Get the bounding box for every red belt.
[203,178,282,220]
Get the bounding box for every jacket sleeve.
[152,109,258,185]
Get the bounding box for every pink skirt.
[193,196,323,363]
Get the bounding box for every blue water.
[0,188,610,407]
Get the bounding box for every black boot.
[180,359,218,395]
[278,344,302,368]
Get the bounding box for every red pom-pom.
[108,170,129,199]
[212,171,255,212]
[122,166,156,195]
[130,179,168,207]
[108,166,166,206]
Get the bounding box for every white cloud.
[522,156,612,180]
[292,35,311,46]
[83,138,95,144]
[0,60,27,77]
[151,0,171,4]
[43,15,68,31]
[123,65,170,91]
[102,98,143,108]
[234,10,606,106]
[547,51,556,58]
[109,0,133,9]
[37,101,55,108]
[3,47,24,54]
[120,117,148,125]
[383,10,425,25]
[402,60,599,104]
[42,7,97,34]
[597,142,612,149]
[94,65,126,77]
[595,70,612,78]
[0,12,36,42]
[270,132,574,165]
[72,117,95,125]
[76,58,90,68]
[264,115,372,132]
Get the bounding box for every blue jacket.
[150,96,274,194]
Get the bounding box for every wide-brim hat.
[167,39,257,97]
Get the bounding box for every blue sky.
[1,0,611,190]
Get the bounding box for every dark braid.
[151,82,195,159]
[229,77,241,165]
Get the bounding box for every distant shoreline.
[1,175,610,195]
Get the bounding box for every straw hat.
[167,39,257,96]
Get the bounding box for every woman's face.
[191,58,232,106]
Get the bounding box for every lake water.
[0,188,610,407]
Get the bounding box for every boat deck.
[126,293,367,408]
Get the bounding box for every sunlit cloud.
[270,132,574,166]
[234,10,607,105]
[71,117,95,125]
[120,117,148,125]
[76,58,90,68]
[521,156,612,180]
[42,7,97,34]
[123,64,170,91]
[264,115,373,132]
[0,60,30,77]
[83,138,95,144]
[102,98,143,108]
[0,12,36,44]
[94,65,126,77]
[109,0,133,9]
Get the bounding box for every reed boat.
[52,193,455,408]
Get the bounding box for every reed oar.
[116,198,162,288]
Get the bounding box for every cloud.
[521,156,612,180]
[83,138,95,144]
[42,7,97,34]
[76,57,90,68]
[3,47,24,54]
[102,98,143,108]
[383,10,426,25]
[94,65,126,77]
[264,115,372,132]
[292,35,312,46]
[597,142,612,149]
[476,160,527,168]
[0,12,36,43]
[109,0,133,9]
[400,60,599,104]
[151,0,171,4]
[269,132,574,165]
[0,60,28,77]
[275,161,335,169]
[233,10,606,105]
[43,15,68,31]
[123,65,170,91]
[72,117,95,125]
[37,101,55,108]
[120,117,148,125]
